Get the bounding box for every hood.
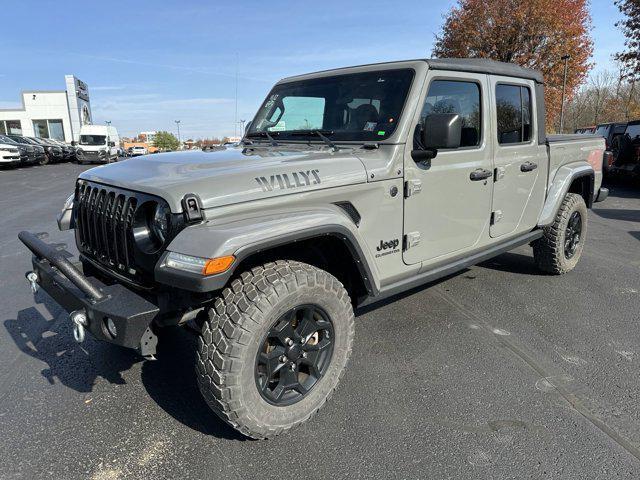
[79,146,368,212]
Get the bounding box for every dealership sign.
[76,78,89,101]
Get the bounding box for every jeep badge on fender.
[19,58,607,440]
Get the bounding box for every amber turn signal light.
[202,255,235,275]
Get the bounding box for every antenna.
[234,52,239,138]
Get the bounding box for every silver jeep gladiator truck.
[19,58,609,439]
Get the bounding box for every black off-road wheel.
[533,193,588,274]
[196,260,355,439]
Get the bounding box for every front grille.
[76,182,138,278]
[80,151,103,160]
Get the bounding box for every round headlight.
[151,203,170,244]
[133,201,171,254]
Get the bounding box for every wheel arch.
[158,207,379,301]
[538,163,594,227]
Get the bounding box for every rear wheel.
[38,154,49,166]
[533,193,587,274]
[196,260,355,439]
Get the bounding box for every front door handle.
[469,168,492,181]
[520,161,538,172]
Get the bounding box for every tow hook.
[70,310,88,343]
[26,271,39,293]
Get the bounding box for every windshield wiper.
[246,131,279,146]
[290,129,339,151]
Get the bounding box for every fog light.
[104,317,117,338]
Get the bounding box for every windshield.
[80,135,107,146]
[0,134,18,145]
[248,69,414,142]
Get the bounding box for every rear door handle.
[520,161,538,172]
[469,168,492,181]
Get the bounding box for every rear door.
[489,77,547,238]
[403,72,493,265]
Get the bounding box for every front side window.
[625,124,640,140]
[421,80,481,147]
[248,69,414,142]
[80,135,106,146]
[496,84,532,144]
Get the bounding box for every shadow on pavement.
[141,326,245,441]
[478,251,541,276]
[4,290,140,392]
[592,208,640,223]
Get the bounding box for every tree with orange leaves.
[433,0,593,132]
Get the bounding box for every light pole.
[175,120,181,148]
[559,54,570,134]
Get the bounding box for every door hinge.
[491,210,503,225]
[404,179,422,198]
[403,231,421,250]
[494,166,505,182]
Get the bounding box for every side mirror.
[422,113,462,150]
[109,141,115,147]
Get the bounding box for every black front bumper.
[19,231,159,351]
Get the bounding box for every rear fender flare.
[538,163,594,227]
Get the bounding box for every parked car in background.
[49,139,75,162]
[8,135,47,165]
[0,134,31,166]
[2,135,39,165]
[31,137,65,163]
[609,120,640,178]
[130,146,148,156]
[0,139,21,168]
[75,125,120,164]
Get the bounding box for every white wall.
[0,74,92,142]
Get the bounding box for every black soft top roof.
[426,58,544,83]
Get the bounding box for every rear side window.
[421,80,481,147]
[496,84,532,144]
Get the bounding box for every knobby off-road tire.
[196,260,355,439]
[533,193,588,274]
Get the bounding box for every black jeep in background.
[609,120,640,178]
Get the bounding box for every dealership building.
[0,75,92,143]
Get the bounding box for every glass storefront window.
[31,119,64,140]
[3,120,22,135]
[33,120,49,138]
[48,120,64,140]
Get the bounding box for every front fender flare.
[538,163,594,227]
[155,207,378,294]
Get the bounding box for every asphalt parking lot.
[1,162,639,479]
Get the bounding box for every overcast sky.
[0,0,625,139]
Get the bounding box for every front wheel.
[196,261,355,439]
[533,193,588,274]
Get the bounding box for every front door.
[403,72,493,265]
[489,77,547,237]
